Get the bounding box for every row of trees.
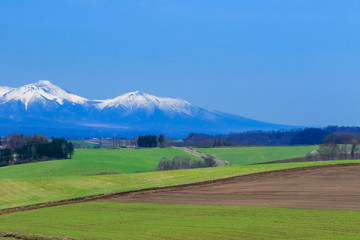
[183,129,315,147]
[0,134,74,167]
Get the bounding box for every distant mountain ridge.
[0,81,294,137]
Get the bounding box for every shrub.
[157,156,217,171]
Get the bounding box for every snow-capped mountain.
[97,91,194,115]
[0,80,88,109]
[0,81,292,137]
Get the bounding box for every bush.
[157,156,217,171]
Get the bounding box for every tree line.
[182,126,360,147]
[0,133,74,167]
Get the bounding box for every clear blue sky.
[1,0,360,127]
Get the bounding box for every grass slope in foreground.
[0,148,201,179]
[1,160,360,210]
[196,145,318,165]
[1,202,360,240]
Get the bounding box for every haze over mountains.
[0,81,292,137]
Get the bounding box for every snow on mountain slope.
[0,82,194,114]
[0,80,88,109]
[0,86,15,97]
[0,81,293,137]
[97,91,194,115]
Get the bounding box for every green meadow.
[0,148,201,179]
[196,145,318,165]
[1,147,360,239]
[0,146,317,180]
[1,202,360,240]
[1,159,360,210]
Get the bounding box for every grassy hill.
[0,148,201,179]
[196,146,318,165]
[1,202,360,239]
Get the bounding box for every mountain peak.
[97,91,194,114]
[0,81,88,109]
[35,80,52,86]
[131,90,143,94]
[125,90,146,97]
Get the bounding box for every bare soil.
[105,164,360,210]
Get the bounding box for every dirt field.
[106,164,360,210]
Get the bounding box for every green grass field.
[0,146,318,180]
[1,202,360,240]
[1,160,360,210]
[1,147,360,239]
[196,146,318,165]
[0,148,201,179]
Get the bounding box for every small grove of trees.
[137,134,166,148]
[0,133,74,167]
[307,133,360,161]
[15,138,74,164]
[157,155,217,171]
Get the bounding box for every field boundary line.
[1,163,360,215]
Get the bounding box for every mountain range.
[0,81,293,138]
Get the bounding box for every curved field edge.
[1,160,360,210]
[1,202,360,240]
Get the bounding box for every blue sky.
[1,0,360,127]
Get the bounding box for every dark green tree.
[0,148,13,167]
[137,135,158,148]
[158,134,166,147]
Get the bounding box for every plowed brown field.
[106,164,360,210]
